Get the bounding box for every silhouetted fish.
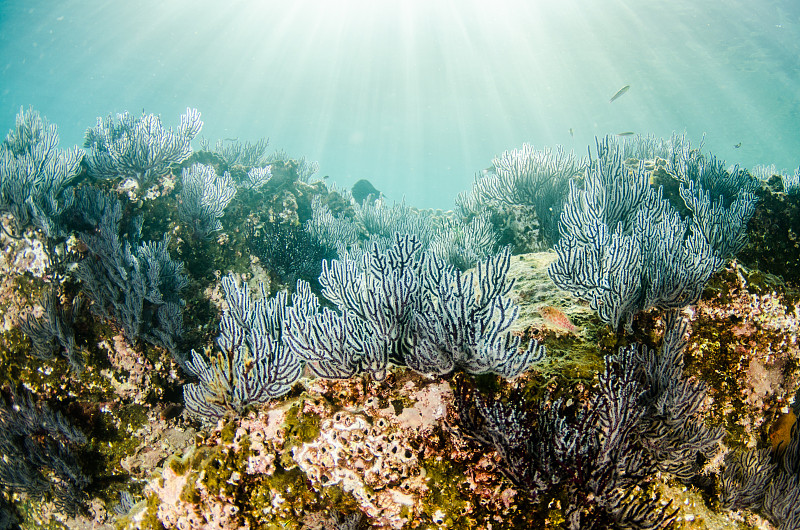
[609,85,630,103]
[616,132,635,136]
[352,179,382,204]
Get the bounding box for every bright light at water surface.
[1,0,798,208]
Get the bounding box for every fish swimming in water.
[569,127,574,138]
[609,84,630,103]
[616,131,635,137]
[352,178,382,204]
[539,306,578,333]
[734,142,742,148]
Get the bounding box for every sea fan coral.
[84,107,202,188]
[285,233,544,380]
[0,106,82,243]
[549,136,724,330]
[183,273,307,422]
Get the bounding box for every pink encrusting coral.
[688,264,800,446]
[0,228,49,331]
[292,412,425,528]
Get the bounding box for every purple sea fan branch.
[412,247,544,378]
[285,234,544,380]
[183,274,303,422]
[84,107,202,188]
[178,163,237,237]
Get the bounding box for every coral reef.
[243,165,273,190]
[19,285,82,371]
[246,219,330,288]
[306,192,499,270]
[457,143,583,248]
[292,411,425,528]
[285,233,544,380]
[738,184,800,288]
[0,386,89,516]
[548,135,756,331]
[178,163,237,237]
[74,187,189,367]
[679,180,756,261]
[0,106,82,255]
[84,107,202,189]
[720,403,800,528]
[781,166,800,194]
[447,312,721,530]
[3,106,800,530]
[198,137,270,169]
[183,273,305,422]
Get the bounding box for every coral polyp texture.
[2,107,799,530]
[292,411,425,528]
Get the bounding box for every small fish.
[224,137,239,142]
[770,411,796,454]
[734,142,742,148]
[539,306,578,333]
[569,127,574,138]
[616,131,635,137]
[609,84,630,103]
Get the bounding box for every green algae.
[164,416,344,528]
[111,492,164,530]
[219,419,239,444]
[0,327,35,387]
[185,444,243,499]
[420,457,472,527]
[278,401,322,471]
[390,398,405,415]
[140,395,356,528]
[141,492,166,530]
[417,455,544,529]
[0,270,188,527]
[167,449,192,476]
[92,402,149,472]
[167,410,330,528]
[284,401,322,443]
[0,274,54,388]
[241,468,356,528]
[684,265,797,448]
[738,188,800,289]
[535,331,604,385]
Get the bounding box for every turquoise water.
[1,0,798,209]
